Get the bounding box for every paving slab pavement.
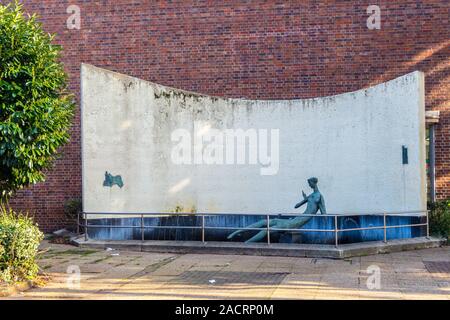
[2,241,449,300]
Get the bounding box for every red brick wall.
[9,1,449,232]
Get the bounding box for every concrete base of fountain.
[72,236,445,259]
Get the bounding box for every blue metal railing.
[77,210,429,247]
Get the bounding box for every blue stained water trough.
[86,213,425,245]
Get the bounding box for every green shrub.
[63,198,81,221]
[428,199,450,240]
[0,206,43,283]
[63,198,82,231]
[0,1,74,199]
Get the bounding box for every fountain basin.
[85,214,426,245]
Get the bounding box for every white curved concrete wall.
[81,64,426,214]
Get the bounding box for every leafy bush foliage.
[0,2,74,198]
[428,199,450,239]
[0,206,43,282]
[63,198,81,220]
[63,198,81,231]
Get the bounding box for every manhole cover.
[424,261,450,274]
[176,271,289,286]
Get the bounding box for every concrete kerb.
[71,236,445,259]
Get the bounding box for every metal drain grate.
[424,261,450,274]
[176,271,289,286]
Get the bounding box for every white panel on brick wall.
[81,64,426,214]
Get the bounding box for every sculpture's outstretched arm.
[294,198,307,209]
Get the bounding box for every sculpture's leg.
[244,230,267,243]
[244,219,285,243]
[227,219,267,239]
[288,216,313,229]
